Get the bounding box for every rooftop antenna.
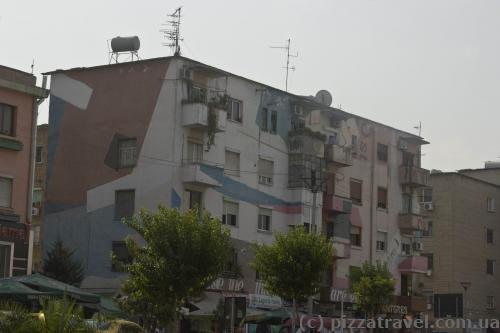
[270,38,298,92]
[414,121,422,136]
[30,59,34,74]
[161,7,183,56]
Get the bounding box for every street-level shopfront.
[0,212,31,277]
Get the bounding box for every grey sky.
[2,0,499,172]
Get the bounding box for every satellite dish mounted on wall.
[315,90,333,106]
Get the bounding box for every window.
[377,143,388,162]
[487,197,495,212]
[186,190,202,210]
[187,85,207,103]
[36,146,43,163]
[32,188,42,207]
[118,139,137,168]
[227,98,242,123]
[222,200,238,227]
[0,177,13,208]
[376,231,387,252]
[420,188,433,203]
[402,152,414,167]
[350,179,362,205]
[258,158,274,185]
[487,228,494,244]
[224,150,240,177]
[112,241,132,272]
[350,226,361,247]
[115,190,135,220]
[402,238,412,255]
[352,135,358,151]
[261,108,268,131]
[424,253,434,270]
[223,248,239,277]
[423,221,433,237]
[258,208,272,232]
[402,193,411,214]
[0,103,15,136]
[377,187,388,209]
[487,296,495,310]
[187,141,203,163]
[270,110,277,133]
[33,226,41,245]
[487,259,495,275]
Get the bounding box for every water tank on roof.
[111,36,140,53]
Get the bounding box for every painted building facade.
[0,65,48,278]
[417,168,500,323]
[43,56,430,314]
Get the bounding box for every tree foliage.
[43,239,84,287]
[251,227,333,302]
[349,261,396,318]
[120,206,231,325]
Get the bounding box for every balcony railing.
[399,166,430,187]
[396,295,427,312]
[398,213,427,234]
[324,144,352,169]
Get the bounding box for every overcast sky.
[2,0,499,171]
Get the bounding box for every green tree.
[251,227,332,332]
[43,239,84,287]
[349,261,395,321]
[120,206,231,327]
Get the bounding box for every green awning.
[13,273,100,304]
[0,278,57,302]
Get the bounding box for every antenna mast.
[161,7,183,56]
[270,38,298,91]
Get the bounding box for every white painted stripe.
[50,74,93,110]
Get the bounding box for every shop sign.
[208,277,244,292]
[330,288,356,303]
[248,294,282,309]
[383,304,407,315]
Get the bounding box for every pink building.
[0,65,48,277]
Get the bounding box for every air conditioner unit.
[399,140,408,150]
[413,242,424,251]
[180,67,193,80]
[423,202,434,211]
[426,269,432,277]
[32,207,39,216]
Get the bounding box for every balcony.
[396,296,427,313]
[182,164,221,188]
[398,255,428,274]
[288,128,326,157]
[399,166,430,187]
[323,195,352,214]
[181,102,226,132]
[332,240,351,259]
[324,144,352,169]
[398,213,427,234]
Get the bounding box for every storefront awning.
[0,278,58,302]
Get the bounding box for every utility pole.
[161,7,183,56]
[270,38,298,91]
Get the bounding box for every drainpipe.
[369,126,376,264]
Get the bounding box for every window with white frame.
[118,138,137,168]
[258,158,274,185]
[222,200,238,227]
[187,141,203,163]
[376,231,387,252]
[0,177,13,208]
[487,197,495,212]
[258,208,272,232]
[224,150,240,177]
[227,98,242,123]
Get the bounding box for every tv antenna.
[270,38,298,92]
[161,7,183,56]
[414,121,422,136]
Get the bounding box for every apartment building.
[32,124,48,272]
[418,167,500,323]
[42,56,430,316]
[0,65,48,277]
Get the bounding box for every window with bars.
[258,159,274,185]
[258,208,272,232]
[222,200,238,227]
[224,150,240,177]
[376,231,387,252]
[350,226,361,247]
[0,103,15,136]
[377,187,388,209]
[118,139,137,168]
[0,177,13,208]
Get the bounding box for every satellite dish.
[315,90,333,106]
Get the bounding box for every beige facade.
[419,171,500,321]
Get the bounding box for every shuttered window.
[224,150,240,177]
[258,159,274,185]
[222,200,238,227]
[0,178,12,208]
